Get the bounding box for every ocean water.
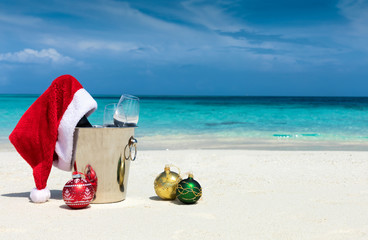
[1,95,368,148]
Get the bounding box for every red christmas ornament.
[62,172,95,209]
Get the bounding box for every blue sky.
[0,0,367,96]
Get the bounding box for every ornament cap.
[164,165,171,174]
[72,173,82,179]
[188,173,194,179]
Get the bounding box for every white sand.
[1,150,368,239]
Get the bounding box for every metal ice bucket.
[72,127,137,203]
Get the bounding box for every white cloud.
[337,0,368,51]
[0,48,73,64]
[0,13,42,26]
[77,40,139,51]
[181,0,251,32]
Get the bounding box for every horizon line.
[1,93,368,98]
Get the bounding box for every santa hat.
[9,75,97,203]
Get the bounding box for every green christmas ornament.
[176,173,202,204]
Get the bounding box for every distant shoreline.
[136,134,368,151]
[2,135,368,152]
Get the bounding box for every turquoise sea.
[1,95,368,149]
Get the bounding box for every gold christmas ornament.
[154,165,181,200]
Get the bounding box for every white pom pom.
[30,187,51,203]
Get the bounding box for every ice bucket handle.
[124,136,138,161]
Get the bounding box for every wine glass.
[114,94,139,127]
[103,103,117,127]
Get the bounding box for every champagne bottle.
[76,115,92,127]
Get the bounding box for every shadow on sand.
[148,195,189,205]
[59,204,91,210]
[1,189,63,200]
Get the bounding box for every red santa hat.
[9,75,97,203]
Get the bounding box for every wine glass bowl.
[114,94,139,127]
[103,103,117,127]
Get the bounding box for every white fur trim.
[30,187,51,203]
[53,88,97,171]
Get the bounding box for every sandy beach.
[1,148,368,239]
